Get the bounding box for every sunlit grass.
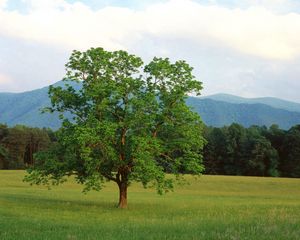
[1,171,300,239]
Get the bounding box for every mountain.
[1,82,300,129]
[187,98,300,129]
[0,85,60,129]
[202,93,300,113]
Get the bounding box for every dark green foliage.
[225,123,247,175]
[203,124,283,177]
[244,126,279,177]
[1,123,299,177]
[25,48,205,208]
[0,145,7,169]
[0,124,9,169]
[0,125,51,169]
[280,125,300,177]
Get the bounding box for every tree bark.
[118,182,128,209]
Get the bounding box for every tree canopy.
[25,47,205,208]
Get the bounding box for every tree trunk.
[118,182,127,208]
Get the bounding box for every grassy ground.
[0,171,300,240]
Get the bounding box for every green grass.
[1,171,300,240]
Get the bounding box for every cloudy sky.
[0,0,300,102]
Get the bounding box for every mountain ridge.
[1,82,300,129]
[187,97,300,129]
[201,93,300,113]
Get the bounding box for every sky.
[0,0,300,102]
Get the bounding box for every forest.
[1,123,299,178]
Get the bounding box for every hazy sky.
[0,0,300,102]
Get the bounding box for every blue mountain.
[1,82,300,129]
[202,93,300,113]
[187,97,300,129]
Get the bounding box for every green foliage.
[0,125,51,169]
[0,124,8,169]
[0,145,7,169]
[203,123,280,177]
[25,48,205,206]
[244,126,279,176]
[280,125,300,177]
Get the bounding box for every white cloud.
[243,0,294,8]
[142,1,300,60]
[0,0,300,60]
[1,0,300,102]
[0,0,7,9]
[0,72,12,84]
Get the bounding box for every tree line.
[1,122,299,178]
[0,124,53,169]
[203,123,300,178]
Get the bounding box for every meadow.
[0,171,300,240]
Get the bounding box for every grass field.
[0,171,300,240]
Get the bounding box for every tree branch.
[102,173,117,182]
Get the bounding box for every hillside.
[1,82,300,129]
[202,93,300,113]
[187,98,300,129]
[0,85,61,129]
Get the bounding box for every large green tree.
[25,47,205,208]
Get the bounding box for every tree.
[281,125,300,177]
[224,123,247,175]
[1,126,51,169]
[0,124,8,169]
[0,145,7,169]
[244,126,279,177]
[203,126,228,174]
[23,128,51,166]
[4,126,28,169]
[25,47,205,208]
